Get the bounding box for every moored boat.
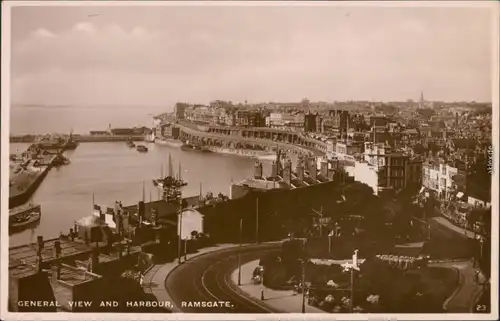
[126,137,136,148]
[53,154,71,166]
[152,154,187,188]
[63,134,79,150]
[180,142,211,153]
[9,203,41,233]
[136,145,148,152]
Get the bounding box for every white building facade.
[422,161,458,198]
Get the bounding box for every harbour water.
[9,141,271,247]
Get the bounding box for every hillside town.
[160,94,492,221]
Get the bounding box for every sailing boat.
[177,162,188,187]
[152,154,187,188]
[152,163,165,187]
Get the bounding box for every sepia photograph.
[1,1,498,320]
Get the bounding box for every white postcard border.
[1,1,499,321]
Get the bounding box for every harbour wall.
[175,122,324,157]
[9,165,51,209]
[206,146,276,159]
[10,135,145,143]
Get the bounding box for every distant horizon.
[10,98,494,108]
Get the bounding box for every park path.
[231,260,325,313]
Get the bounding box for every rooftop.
[235,178,289,190]
[9,263,37,279]
[9,238,93,270]
[54,264,101,286]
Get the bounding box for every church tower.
[419,91,425,109]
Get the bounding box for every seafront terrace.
[176,122,326,156]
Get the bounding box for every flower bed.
[259,247,458,313]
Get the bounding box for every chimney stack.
[138,201,145,224]
[90,248,99,273]
[116,242,123,259]
[51,265,61,281]
[271,161,278,178]
[283,159,292,185]
[53,237,62,281]
[36,236,44,273]
[309,157,317,180]
[53,240,61,259]
[84,231,89,244]
[254,161,263,179]
[296,162,304,182]
[69,228,75,241]
[320,161,328,177]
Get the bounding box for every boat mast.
[161,163,163,178]
[178,162,182,181]
[142,181,145,203]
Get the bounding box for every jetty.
[9,155,56,209]
[9,140,73,209]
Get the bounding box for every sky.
[9,3,496,106]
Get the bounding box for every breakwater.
[9,155,58,209]
[10,135,145,143]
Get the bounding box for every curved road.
[165,243,281,313]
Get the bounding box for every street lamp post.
[328,230,334,257]
[184,238,187,261]
[301,259,306,313]
[350,266,355,313]
[260,267,265,300]
[237,217,243,286]
[479,237,484,261]
[178,211,183,264]
[350,249,359,313]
